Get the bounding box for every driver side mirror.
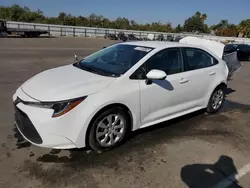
[146,69,167,85]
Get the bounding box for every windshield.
[76,44,153,77]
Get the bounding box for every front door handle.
[209,72,216,76]
[179,78,189,84]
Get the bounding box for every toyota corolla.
[13,38,240,152]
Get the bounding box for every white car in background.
[13,37,239,152]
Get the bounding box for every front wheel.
[88,107,129,153]
[207,86,226,113]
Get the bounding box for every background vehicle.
[117,32,141,42]
[157,34,164,41]
[104,33,118,40]
[174,35,184,42]
[224,44,250,61]
[0,20,49,37]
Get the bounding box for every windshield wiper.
[74,63,117,77]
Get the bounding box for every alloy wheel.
[212,89,224,110]
[96,114,125,147]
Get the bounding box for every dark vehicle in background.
[0,19,49,37]
[157,34,164,41]
[117,32,141,42]
[224,44,250,61]
[104,33,118,40]
[166,35,174,41]
[127,34,140,41]
[174,35,184,42]
[105,32,141,41]
[117,32,127,41]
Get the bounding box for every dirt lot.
[0,37,250,188]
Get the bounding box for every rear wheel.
[88,107,129,153]
[207,86,226,113]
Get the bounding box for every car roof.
[120,40,226,58]
[121,41,198,49]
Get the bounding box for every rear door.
[181,47,221,106]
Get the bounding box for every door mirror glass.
[146,69,167,80]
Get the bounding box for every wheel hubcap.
[96,114,125,147]
[212,89,224,110]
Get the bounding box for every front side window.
[146,48,183,75]
[184,48,215,71]
[75,44,153,77]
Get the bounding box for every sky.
[1,0,250,26]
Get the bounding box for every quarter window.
[146,48,183,75]
[184,48,216,71]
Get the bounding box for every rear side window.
[183,48,217,71]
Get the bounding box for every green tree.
[174,24,183,33]
[201,14,207,21]
[9,4,25,21]
[0,6,11,19]
[195,11,201,18]
[58,12,66,24]
[183,16,204,32]
[211,20,237,37]
[237,19,250,37]
[183,12,209,33]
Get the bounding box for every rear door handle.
[209,72,216,76]
[179,78,189,84]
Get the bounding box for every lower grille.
[14,106,43,144]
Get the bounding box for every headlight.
[26,96,87,118]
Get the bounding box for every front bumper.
[12,87,92,149]
[14,103,77,149]
[15,105,43,144]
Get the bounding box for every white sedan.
[13,38,234,152]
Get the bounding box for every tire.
[88,107,130,153]
[206,85,226,113]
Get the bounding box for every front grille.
[14,105,43,144]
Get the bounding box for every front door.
[139,48,193,126]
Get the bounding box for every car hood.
[21,64,115,102]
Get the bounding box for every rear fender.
[205,82,227,107]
